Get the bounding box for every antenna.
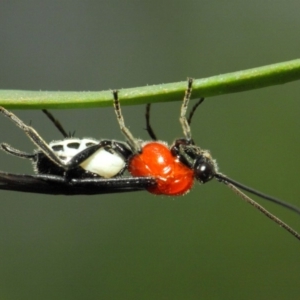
[222,179,300,241]
[215,173,300,215]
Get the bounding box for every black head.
[193,154,216,183]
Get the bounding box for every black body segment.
[0,171,156,195]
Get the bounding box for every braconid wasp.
[112,78,300,241]
[0,108,156,194]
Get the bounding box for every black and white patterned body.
[0,107,156,194]
[35,138,132,178]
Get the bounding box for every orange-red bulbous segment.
[128,142,194,195]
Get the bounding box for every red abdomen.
[128,142,194,195]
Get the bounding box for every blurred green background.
[0,1,300,299]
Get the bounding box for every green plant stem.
[1,59,300,109]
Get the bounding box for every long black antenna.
[215,173,300,215]
[222,180,300,241]
[42,109,68,138]
[185,90,300,217]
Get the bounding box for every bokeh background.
[0,1,300,299]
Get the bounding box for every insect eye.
[194,156,215,183]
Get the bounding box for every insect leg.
[42,109,69,138]
[145,104,157,140]
[187,98,205,125]
[0,143,36,159]
[112,141,133,159]
[179,78,193,141]
[64,140,124,168]
[112,91,141,153]
[0,107,67,167]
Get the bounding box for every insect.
[112,78,300,241]
[0,108,156,194]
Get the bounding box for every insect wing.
[0,171,156,195]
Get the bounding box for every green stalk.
[0,59,300,109]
